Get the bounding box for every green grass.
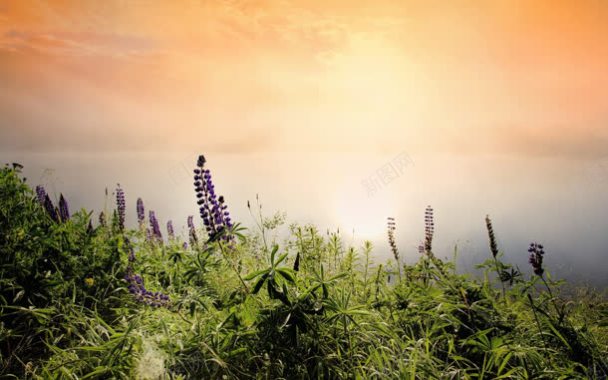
[1,163,607,379]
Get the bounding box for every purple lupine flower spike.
[35,185,47,205]
[187,215,198,247]
[485,215,499,258]
[528,242,545,276]
[43,194,58,222]
[124,239,170,307]
[116,186,126,231]
[387,217,399,262]
[125,270,171,307]
[424,205,434,254]
[187,215,195,230]
[126,238,136,263]
[99,211,106,227]
[193,154,235,243]
[149,211,162,240]
[167,220,175,239]
[35,185,55,221]
[58,194,70,222]
[136,198,145,227]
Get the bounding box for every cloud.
[0,28,158,60]
[1,0,607,159]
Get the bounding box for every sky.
[1,1,608,284]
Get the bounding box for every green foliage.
[0,165,607,379]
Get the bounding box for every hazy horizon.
[3,150,607,287]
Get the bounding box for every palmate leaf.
[244,269,269,281]
[267,279,280,300]
[229,222,248,241]
[246,244,295,297]
[281,283,291,306]
[300,284,320,299]
[276,268,296,284]
[274,252,289,267]
[263,278,290,305]
[328,272,348,282]
[270,244,279,263]
[252,273,269,294]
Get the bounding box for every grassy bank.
[1,160,607,379]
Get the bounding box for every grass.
[1,161,607,379]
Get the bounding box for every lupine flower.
[197,154,206,167]
[387,217,399,262]
[193,154,234,243]
[149,211,162,240]
[125,271,171,307]
[528,242,545,276]
[166,220,175,239]
[116,186,126,231]
[485,215,499,258]
[136,198,145,227]
[182,242,188,250]
[99,211,107,227]
[187,215,198,247]
[58,194,70,222]
[124,238,169,307]
[41,193,59,222]
[424,205,434,255]
[126,238,136,263]
[187,215,195,230]
[44,195,58,222]
[35,185,47,205]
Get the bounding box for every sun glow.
[330,182,394,241]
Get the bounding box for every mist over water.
[4,150,607,287]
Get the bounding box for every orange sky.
[1,0,608,157]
